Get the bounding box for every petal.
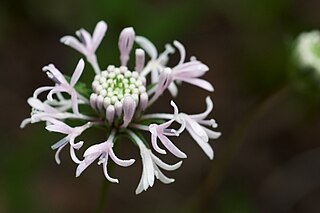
[173,40,186,65]
[92,21,107,52]
[109,148,135,167]
[60,36,86,55]
[122,96,136,127]
[168,82,178,97]
[20,118,31,128]
[42,64,68,85]
[154,166,175,184]
[71,91,79,115]
[45,124,70,134]
[178,77,214,92]
[158,135,187,158]
[54,141,68,165]
[70,145,82,164]
[51,136,70,150]
[203,127,221,139]
[184,116,209,143]
[153,68,173,99]
[135,48,145,72]
[149,124,167,155]
[135,36,158,59]
[70,59,85,87]
[190,96,213,120]
[118,27,135,66]
[135,174,145,194]
[76,154,97,177]
[33,86,54,98]
[102,157,119,183]
[76,29,93,50]
[174,61,209,78]
[151,154,182,171]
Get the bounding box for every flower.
[76,130,135,183]
[172,97,221,160]
[149,118,187,158]
[33,59,85,115]
[22,21,220,194]
[128,130,182,194]
[60,21,107,74]
[45,118,93,164]
[295,30,320,74]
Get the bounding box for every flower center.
[90,65,147,124]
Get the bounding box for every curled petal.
[154,167,175,184]
[158,135,187,158]
[190,96,213,120]
[151,154,182,171]
[173,40,186,65]
[60,36,86,55]
[135,36,158,59]
[102,157,119,183]
[109,148,135,167]
[33,86,54,98]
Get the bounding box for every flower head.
[295,30,320,74]
[21,21,220,194]
[76,130,135,183]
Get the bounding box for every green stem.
[190,83,291,210]
[95,179,110,213]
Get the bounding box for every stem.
[95,129,117,213]
[189,83,291,210]
[95,177,110,213]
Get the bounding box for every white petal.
[151,154,182,171]
[33,86,54,98]
[70,58,85,87]
[173,40,186,65]
[60,36,86,55]
[190,96,213,120]
[168,82,178,97]
[154,166,175,184]
[109,148,135,167]
[135,36,158,59]
[102,158,119,183]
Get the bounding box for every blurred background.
[1,0,320,212]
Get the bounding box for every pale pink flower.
[45,118,93,164]
[76,131,135,183]
[60,21,107,74]
[33,59,85,115]
[128,130,182,194]
[150,41,213,102]
[149,119,187,158]
[172,97,221,159]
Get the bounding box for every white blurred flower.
[296,30,320,74]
